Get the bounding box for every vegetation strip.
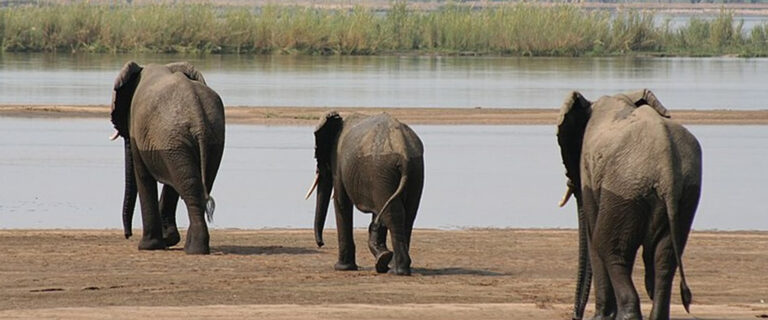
[1,2,767,56]
[1,105,767,125]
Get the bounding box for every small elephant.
[557,89,701,320]
[110,61,225,255]
[305,112,424,275]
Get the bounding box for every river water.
[0,117,765,231]
[661,13,767,32]
[1,53,767,109]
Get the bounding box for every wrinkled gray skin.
[111,61,225,255]
[557,89,701,320]
[312,112,424,275]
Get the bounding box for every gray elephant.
[110,61,225,255]
[305,112,424,275]
[556,89,701,320]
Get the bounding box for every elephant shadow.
[212,245,320,256]
[411,267,506,277]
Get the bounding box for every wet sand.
[0,229,766,319]
[1,104,768,125]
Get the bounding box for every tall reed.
[0,2,765,56]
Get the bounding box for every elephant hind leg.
[648,233,675,320]
[133,152,165,251]
[181,196,210,255]
[642,243,655,300]
[368,219,392,274]
[581,188,617,319]
[165,154,211,255]
[392,160,423,274]
[650,185,699,320]
[382,199,411,276]
[643,201,672,301]
[593,193,646,320]
[159,184,181,247]
[589,239,617,319]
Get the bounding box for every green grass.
[0,1,766,56]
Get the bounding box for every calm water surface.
[0,117,764,231]
[1,53,767,109]
[660,13,767,31]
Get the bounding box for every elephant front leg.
[334,189,357,271]
[159,185,181,247]
[368,219,392,274]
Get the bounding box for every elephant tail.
[205,195,216,224]
[197,137,215,224]
[665,197,692,313]
[374,171,408,226]
[660,126,696,313]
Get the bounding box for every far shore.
[1,104,767,126]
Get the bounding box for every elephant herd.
[109,61,701,320]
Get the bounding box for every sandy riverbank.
[0,229,766,319]
[1,105,768,125]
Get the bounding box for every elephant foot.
[388,266,412,276]
[184,243,210,255]
[184,234,210,255]
[375,251,393,273]
[184,224,210,255]
[334,261,359,271]
[163,227,181,247]
[590,314,616,320]
[138,238,166,251]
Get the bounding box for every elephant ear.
[111,61,143,138]
[314,111,343,170]
[622,88,670,118]
[165,62,207,85]
[557,91,592,189]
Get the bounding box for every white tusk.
[304,173,320,200]
[558,187,574,207]
[109,131,120,141]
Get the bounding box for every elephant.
[110,61,225,255]
[305,111,424,275]
[556,89,701,320]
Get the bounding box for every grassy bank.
[1,2,767,56]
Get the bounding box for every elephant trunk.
[572,198,592,320]
[121,138,137,239]
[313,170,333,248]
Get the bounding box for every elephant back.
[344,113,423,159]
